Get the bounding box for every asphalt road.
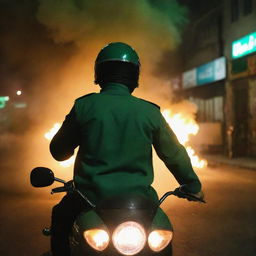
[0,163,256,256]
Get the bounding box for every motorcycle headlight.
[83,229,109,251]
[112,221,146,255]
[148,230,173,252]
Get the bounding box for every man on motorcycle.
[50,42,204,256]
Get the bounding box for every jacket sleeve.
[50,105,80,161]
[153,113,201,194]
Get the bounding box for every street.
[0,163,256,256]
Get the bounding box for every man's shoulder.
[136,98,160,110]
[75,93,97,102]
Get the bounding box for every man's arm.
[50,106,80,161]
[153,113,201,194]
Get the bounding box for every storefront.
[181,57,227,153]
[229,31,256,157]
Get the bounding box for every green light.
[0,96,9,101]
[232,32,256,59]
[0,96,9,109]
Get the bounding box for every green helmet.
[95,42,140,66]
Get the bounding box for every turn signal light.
[148,230,173,252]
[84,229,109,251]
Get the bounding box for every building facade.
[177,1,226,154]
[223,0,256,157]
[175,0,256,157]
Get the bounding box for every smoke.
[1,0,188,120]
[37,0,186,49]
[0,0,189,195]
[35,0,188,104]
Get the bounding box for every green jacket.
[50,83,201,205]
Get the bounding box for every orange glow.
[44,123,75,168]
[162,109,207,168]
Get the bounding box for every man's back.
[50,82,201,205]
[73,83,161,203]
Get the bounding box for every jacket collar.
[100,83,131,95]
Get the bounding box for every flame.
[162,109,207,168]
[162,110,199,145]
[44,122,75,168]
[44,123,61,140]
[58,156,75,168]
[44,108,207,169]
[186,146,207,169]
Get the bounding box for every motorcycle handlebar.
[50,182,96,208]
[51,186,68,194]
[159,190,206,205]
[159,191,175,205]
[49,176,205,205]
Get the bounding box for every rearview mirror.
[30,167,55,187]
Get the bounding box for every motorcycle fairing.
[70,195,173,256]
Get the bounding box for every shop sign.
[197,62,214,85]
[182,57,226,88]
[232,31,256,59]
[0,96,9,109]
[182,69,196,89]
[197,57,226,86]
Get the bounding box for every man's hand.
[174,185,206,203]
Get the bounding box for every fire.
[58,156,75,167]
[162,109,207,168]
[44,109,207,169]
[186,146,207,169]
[44,123,75,168]
[162,110,199,145]
[44,123,61,140]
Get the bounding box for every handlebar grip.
[173,188,206,203]
[183,193,206,203]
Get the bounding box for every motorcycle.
[30,167,205,256]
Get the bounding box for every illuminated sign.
[197,57,226,86]
[0,96,9,109]
[232,32,256,59]
[182,57,226,88]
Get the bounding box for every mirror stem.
[54,177,66,184]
